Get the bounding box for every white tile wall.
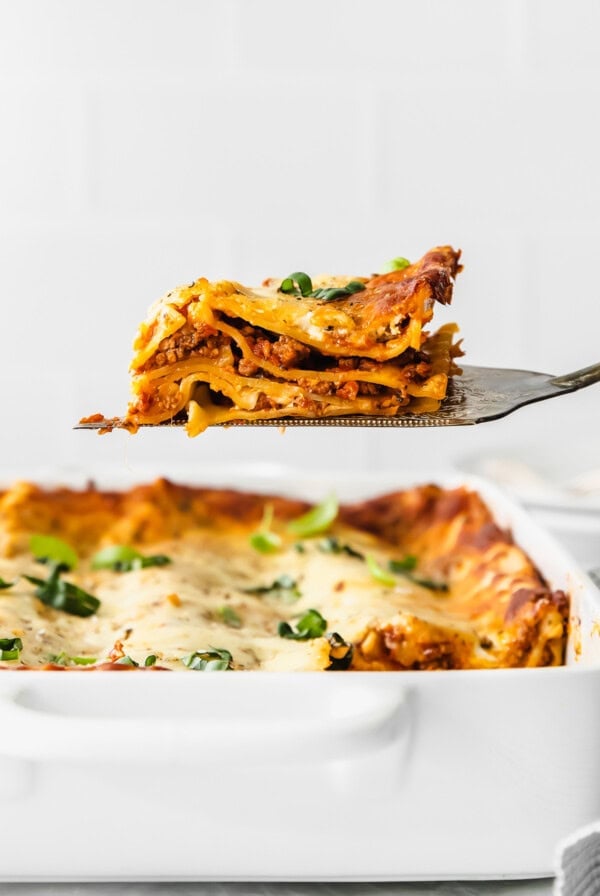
[0,0,598,481]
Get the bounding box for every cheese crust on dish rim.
[0,479,568,672]
[82,246,463,435]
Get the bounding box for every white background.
[0,0,598,479]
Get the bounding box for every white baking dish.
[0,467,598,883]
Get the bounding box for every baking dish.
[0,467,598,883]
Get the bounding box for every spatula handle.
[552,361,600,390]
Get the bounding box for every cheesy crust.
[0,480,568,672]
[83,246,463,435]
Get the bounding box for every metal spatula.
[76,361,600,430]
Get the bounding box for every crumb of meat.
[146,324,230,370]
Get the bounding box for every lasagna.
[83,246,463,435]
[0,479,568,671]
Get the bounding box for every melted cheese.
[0,524,478,672]
[0,480,569,672]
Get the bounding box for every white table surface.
[0,882,554,895]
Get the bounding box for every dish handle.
[0,683,410,765]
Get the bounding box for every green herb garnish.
[278,608,327,641]
[0,637,23,661]
[49,652,97,666]
[287,494,338,538]
[310,281,366,301]
[366,554,397,588]
[278,273,366,302]
[217,605,242,628]
[367,553,447,591]
[115,655,139,667]
[279,272,314,297]
[388,555,418,573]
[0,577,16,590]
[318,536,364,560]
[181,648,233,671]
[249,504,282,554]
[144,654,157,666]
[30,534,78,570]
[91,545,171,572]
[380,257,411,273]
[23,564,100,617]
[388,558,447,591]
[327,632,353,670]
[243,573,301,603]
[249,532,281,553]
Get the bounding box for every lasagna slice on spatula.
[82,245,463,435]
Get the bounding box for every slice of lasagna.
[0,480,568,671]
[93,246,463,435]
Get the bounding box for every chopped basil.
[0,577,16,590]
[278,608,327,641]
[249,532,281,553]
[144,654,157,667]
[388,558,447,591]
[91,545,171,572]
[310,281,366,301]
[279,272,313,297]
[287,494,338,538]
[327,632,354,670]
[50,652,97,666]
[367,553,447,591]
[318,536,364,560]
[115,655,139,667]
[23,564,100,617]
[406,573,448,592]
[380,257,411,273]
[249,504,282,554]
[388,555,418,573]
[217,605,242,628]
[293,542,306,554]
[278,273,366,302]
[243,574,301,603]
[366,554,397,588]
[0,637,23,661]
[30,534,78,570]
[181,647,233,671]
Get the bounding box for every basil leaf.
[366,554,397,588]
[249,505,282,554]
[0,637,22,661]
[327,632,353,670]
[30,534,78,570]
[249,531,282,553]
[380,257,411,273]
[388,558,447,591]
[287,494,338,538]
[407,575,449,592]
[217,606,242,628]
[278,608,327,641]
[293,542,306,553]
[50,652,97,666]
[279,274,366,302]
[279,272,313,297]
[243,574,301,603]
[388,555,417,573]
[115,655,139,667]
[91,545,171,572]
[311,281,366,301]
[0,577,16,590]
[318,536,364,560]
[23,565,100,617]
[144,654,157,666]
[181,648,232,671]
